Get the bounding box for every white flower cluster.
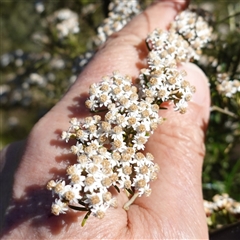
[47,9,212,224]
[204,193,240,218]
[170,9,212,60]
[48,71,161,219]
[137,9,212,114]
[138,15,210,113]
[216,73,240,98]
[94,0,141,45]
[47,9,80,39]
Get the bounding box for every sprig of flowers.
[73,0,141,75]
[216,73,240,98]
[47,9,212,226]
[47,9,80,39]
[93,0,141,46]
[204,193,240,226]
[48,72,162,223]
[170,9,212,60]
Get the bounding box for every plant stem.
[210,105,238,118]
[123,192,139,210]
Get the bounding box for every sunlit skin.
[0,1,210,239]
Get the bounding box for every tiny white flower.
[69,118,80,130]
[132,133,148,150]
[51,199,68,215]
[61,131,71,142]
[71,142,84,155]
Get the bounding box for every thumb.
[131,63,210,239]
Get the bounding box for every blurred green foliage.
[0,0,105,147]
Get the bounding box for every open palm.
[1,1,210,239]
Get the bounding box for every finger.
[128,63,210,239]
[49,0,189,116]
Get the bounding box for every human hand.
[0,0,210,239]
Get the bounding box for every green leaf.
[114,185,120,193]
[145,40,151,51]
[126,188,134,195]
[143,74,148,83]
[81,211,91,227]
[69,205,89,212]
